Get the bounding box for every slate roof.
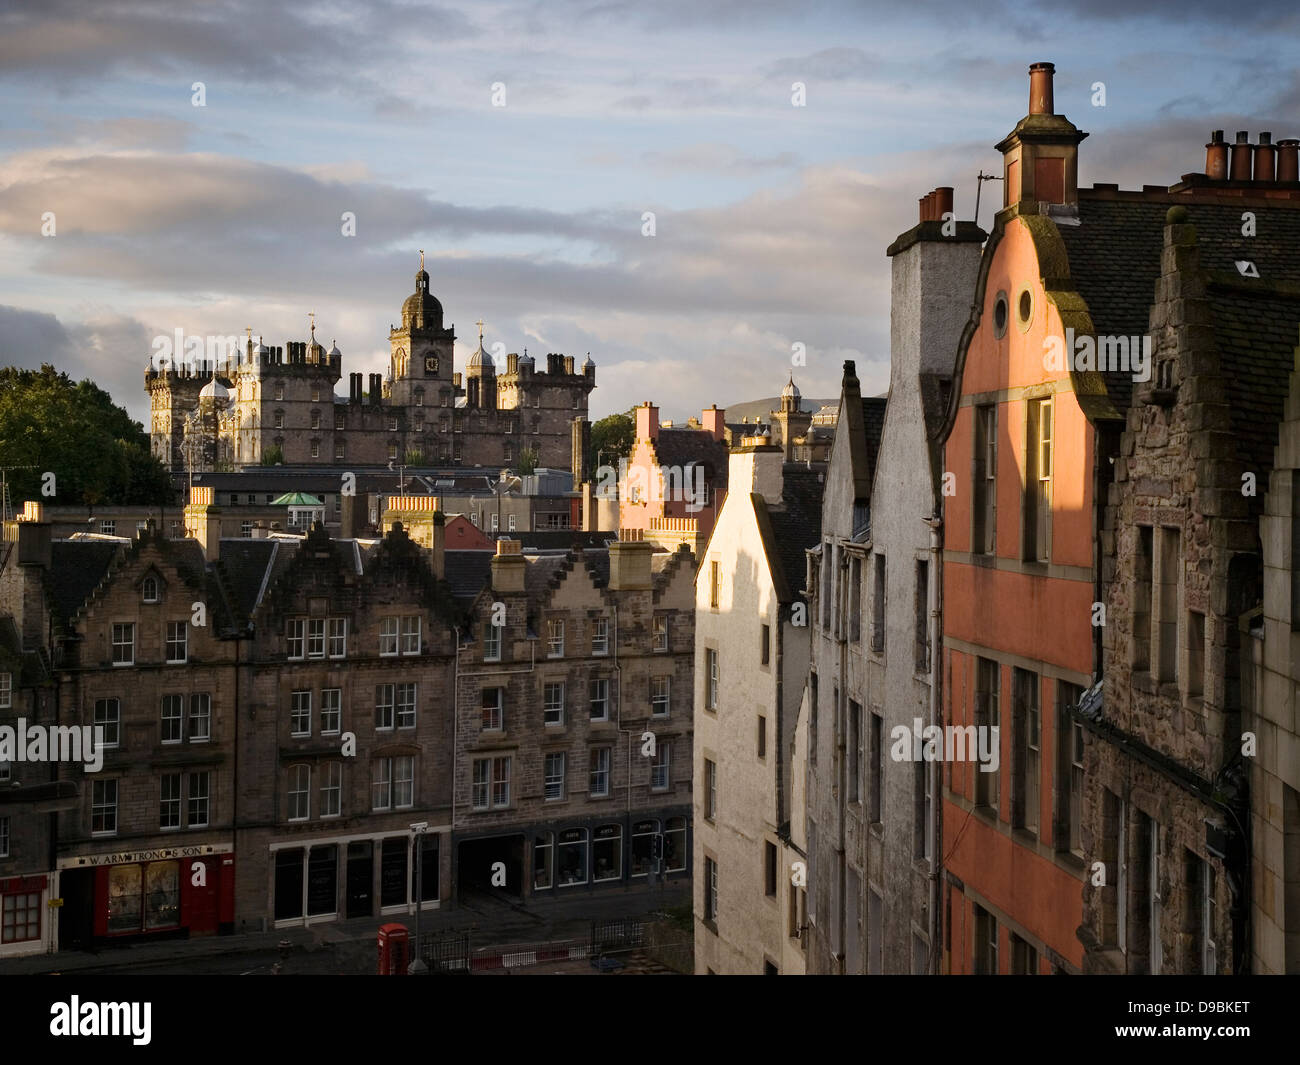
[1207,284,1300,498]
[861,397,888,491]
[47,541,119,626]
[214,539,280,622]
[651,429,730,492]
[444,551,493,602]
[752,465,826,603]
[1058,192,1300,415]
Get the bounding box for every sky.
[2,0,1299,427]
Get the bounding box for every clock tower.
[389,251,454,407]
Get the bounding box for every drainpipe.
[613,606,632,823]
[927,514,943,973]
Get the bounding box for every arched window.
[631,820,659,877]
[142,575,159,604]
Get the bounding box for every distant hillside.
[722,395,838,425]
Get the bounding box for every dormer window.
[142,576,159,604]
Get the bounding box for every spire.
[476,318,485,344]
[308,311,316,343]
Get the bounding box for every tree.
[589,409,635,474]
[0,364,173,507]
[260,445,284,467]
[404,448,426,466]
[516,446,540,476]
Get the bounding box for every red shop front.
[86,851,234,939]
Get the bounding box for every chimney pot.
[1205,130,1229,180]
[1028,61,1055,115]
[1277,139,1299,183]
[1230,132,1254,182]
[935,186,954,220]
[1254,131,1277,182]
[918,194,929,222]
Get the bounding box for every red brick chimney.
[701,405,726,441]
[635,401,659,443]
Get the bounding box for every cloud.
[0,305,155,424]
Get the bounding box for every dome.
[468,341,495,372]
[518,351,535,367]
[583,354,596,370]
[402,265,443,331]
[199,378,229,404]
[328,340,341,358]
[781,374,800,402]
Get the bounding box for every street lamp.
[409,821,429,974]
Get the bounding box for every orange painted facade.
[941,216,1092,974]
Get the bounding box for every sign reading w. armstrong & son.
[58,843,232,869]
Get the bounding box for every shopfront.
[0,874,50,958]
[57,843,234,948]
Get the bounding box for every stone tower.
[389,253,455,409]
[771,375,812,461]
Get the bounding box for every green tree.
[516,446,540,476]
[404,448,426,466]
[589,409,635,474]
[0,364,173,507]
[260,445,284,467]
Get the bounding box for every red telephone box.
[377,923,409,975]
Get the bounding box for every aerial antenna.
[974,171,1003,231]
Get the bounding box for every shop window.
[593,824,622,882]
[664,816,687,872]
[558,828,588,887]
[631,819,659,878]
[381,838,408,908]
[275,849,304,921]
[307,845,338,917]
[534,832,553,890]
[0,888,38,944]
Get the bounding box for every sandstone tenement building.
[146,259,595,474]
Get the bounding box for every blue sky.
[2,0,1297,425]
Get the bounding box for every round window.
[1018,289,1033,325]
[993,293,1009,337]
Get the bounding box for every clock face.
[424,356,439,374]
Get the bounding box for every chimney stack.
[701,405,726,442]
[1205,130,1228,180]
[1230,131,1253,182]
[490,538,526,593]
[1254,131,1277,182]
[1279,139,1300,183]
[607,537,654,591]
[1028,61,1055,115]
[636,401,659,443]
[431,510,445,580]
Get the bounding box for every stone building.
[692,438,823,975]
[146,260,595,473]
[1245,330,1300,974]
[450,536,697,903]
[1081,181,1300,972]
[938,62,1111,975]
[618,402,730,554]
[803,362,887,973]
[805,195,983,976]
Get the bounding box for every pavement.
[0,883,690,976]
